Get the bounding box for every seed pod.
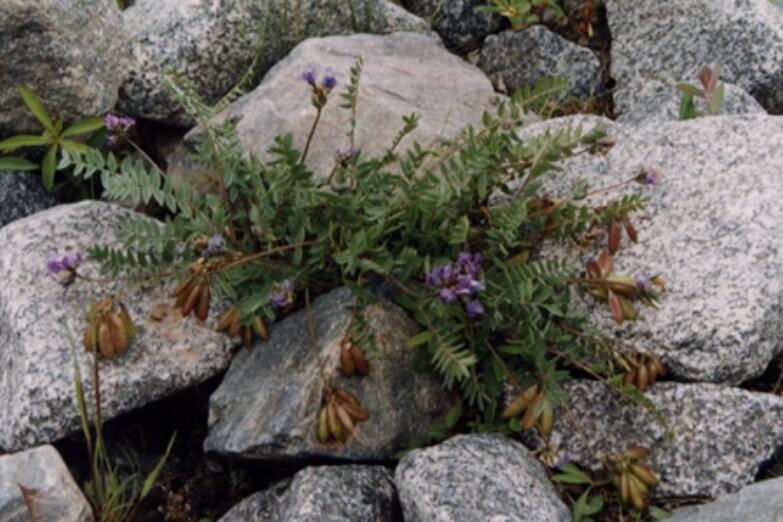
[196,284,210,322]
[605,275,639,297]
[98,321,114,359]
[608,290,624,325]
[242,325,253,348]
[335,403,355,433]
[253,316,269,341]
[620,296,637,321]
[522,393,542,430]
[637,364,649,392]
[628,473,648,510]
[597,251,613,277]
[622,447,649,460]
[608,222,621,254]
[118,303,136,341]
[181,283,202,317]
[216,308,237,332]
[619,471,631,505]
[317,406,330,444]
[585,260,601,280]
[326,401,342,440]
[334,388,360,408]
[624,220,638,243]
[650,355,666,377]
[172,274,195,298]
[339,347,355,377]
[538,400,553,438]
[630,462,659,487]
[350,345,369,376]
[109,313,128,355]
[646,360,658,383]
[339,401,369,422]
[623,369,637,387]
[229,313,241,337]
[83,322,97,351]
[502,387,535,419]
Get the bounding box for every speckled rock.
[395,434,571,522]
[119,0,428,126]
[0,445,93,522]
[0,201,233,451]
[515,113,783,383]
[401,0,501,51]
[478,27,602,100]
[607,0,783,113]
[0,0,125,136]
[532,381,783,498]
[169,32,496,192]
[204,287,449,460]
[615,78,765,125]
[218,465,398,522]
[667,476,783,521]
[0,171,59,229]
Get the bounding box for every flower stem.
[301,107,322,165]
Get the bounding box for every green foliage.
[676,65,726,120]
[476,0,565,31]
[0,86,104,189]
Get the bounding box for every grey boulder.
[204,287,449,460]
[478,27,602,100]
[533,381,783,498]
[0,445,93,522]
[0,171,58,229]
[401,0,501,51]
[0,0,125,136]
[119,0,428,126]
[666,476,783,522]
[615,77,765,125]
[0,201,233,451]
[517,113,783,383]
[218,465,398,522]
[169,32,497,192]
[395,433,571,522]
[607,0,783,112]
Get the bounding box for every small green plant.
[476,0,566,30]
[0,86,104,190]
[676,65,726,120]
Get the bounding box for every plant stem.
[220,240,321,271]
[301,107,322,165]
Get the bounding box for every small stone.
[395,433,571,522]
[204,287,450,461]
[0,201,233,451]
[401,0,501,51]
[478,27,602,100]
[533,381,783,498]
[0,171,59,229]
[0,445,93,522]
[218,465,398,522]
[0,0,125,137]
[666,476,783,522]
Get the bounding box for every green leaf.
[573,490,603,522]
[141,432,176,498]
[709,83,725,115]
[674,83,704,98]
[60,139,88,154]
[41,145,58,190]
[649,506,670,520]
[444,400,463,429]
[0,134,51,151]
[0,157,38,171]
[678,93,700,121]
[62,117,105,138]
[406,330,433,348]
[18,85,55,133]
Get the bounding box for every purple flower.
[321,73,337,90]
[202,233,225,257]
[634,273,652,291]
[301,65,317,86]
[335,146,358,162]
[454,274,484,296]
[457,252,483,278]
[639,165,661,185]
[439,287,457,304]
[554,451,572,470]
[465,300,484,319]
[271,280,295,308]
[104,113,135,132]
[46,250,82,286]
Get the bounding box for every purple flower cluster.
[46,250,82,286]
[634,273,652,291]
[271,280,295,309]
[426,252,486,318]
[104,113,136,146]
[639,165,661,185]
[201,233,225,257]
[301,66,337,91]
[335,146,358,163]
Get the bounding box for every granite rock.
[169,32,496,192]
[401,0,501,51]
[667,476,783,522]
[0,0,125,136]
[515,113,783,383]
[395,434,571,522]
[204,287,449,460]
[218,465,398,522]
[0,445,93,522]
[478,27,602,100]
[615,77,765,125]
[533,381,783,498]
[0,201,233,451]
[607,0,783,113]
[120,0,428,126]
[0,171,59,229]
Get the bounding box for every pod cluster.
[215,306,269,347]
[606,447,659,511]
[173,273,211,322]
[501,384,553,438]
[317,388,369,444]
[83,297,137,359]
[622,353,666,392]
[338,337,369,378]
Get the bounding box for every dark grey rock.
[515,113,783,383]
[0,201,233,451]
[204,287,449,460]
[401,0,501,51]
[533,381,783,498]
[0,445,93,522]
[0,0,125,136]
[168,32,496,193]
[607,0,783,113]
[395,434,571,522]
[219,465,398,522]
[615,77,765,125]
[667,476,783,522]
[120,0,429,126]
[478,27,602,100]
[0,171,59,229]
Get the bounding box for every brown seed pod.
[326,401,342,440]
[622,447,649,460]
[608,222,622,254]
[623,369,637,387]
[608,290,624,325]
[195,284,210,322]
[108,313,128,355]
[334,403,355,433]
[118,303,136,341]
[216,307,237,332]
[242,325,253,347]
[253,316,269,341]
[97,321,114,359]
[522,393,543,430]
[83,321,97,351]
[181,283,202,317]
[350,345,369,376]
[619,471,631,505]
[339,400,369,422]
[624,220,638,243]
[172,274,195,298]
[650,355,666,377]
[502,385,538,419]
[317,406,329,444]
[334,388,360,408]
[339,346,355,377]
[627,473,647,511]
[538,400,553,438]
[229,312,241,337]
[630,462,659,487]
[636,364,649,392]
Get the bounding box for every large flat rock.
[667,476,783,522]
[0,201,233,451]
